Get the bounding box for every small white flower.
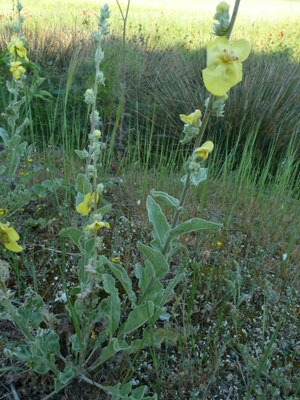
[60,293,67,302]
[137,200,141,206]
[282,253,287,261]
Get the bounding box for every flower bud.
[216,1,230,13]
[17,1,23,11]
[96,71,105,85]
[87,165,96,173]
[97,183,104,194]
[93,130,102,138]
[93,30,102,43]
[93,213,103,222]
[84,89,95,105]
[187,160,200,172]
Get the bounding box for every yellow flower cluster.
[0,222,23,252]
[9,61,26,80]
[7,35,28,80]
[7,36,28,61]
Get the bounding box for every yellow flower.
[110,256,120,263]
[202,37,251,96]
[179,109,202,127]
[76,192,99,216]
[7,36,28,61]
[0,222,23,252]
[194,141,214,160]
[9,61,26,80]
[84,221,110,231]
[216,1,230,13]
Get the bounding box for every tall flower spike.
[202,37,251,96]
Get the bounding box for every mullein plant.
[0,1,250,399]
[0,0,30,184]
[0,0,30,250]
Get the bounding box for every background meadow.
[0,0,299,399]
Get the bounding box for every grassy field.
[0,0,299,399]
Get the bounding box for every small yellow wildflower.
[0,222,23,252]
[194,141,214,160]
[76,192,99,216]
[28,159,33,162]
[84,221,110,231]
[217,241,222,246]
[179,109,202,127]
[202,37,251,96]
[91,330,96,343]
[38,194,42,199]
[0,210,3,216]
[9,61,26,80]
[110,256,120,263]
[7,36,28,61]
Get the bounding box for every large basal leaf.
[101,274,121,335]
[0,127,9,145]
[134,262,154,293]
[122,301,155,335]
[18,290,44,327]
[150,189,181,211]
[102,256,136,304]
[146,195,170,248]
[15,117,29,136]
[137,242,169,279]
[59,227,84,252]
[159,271,185,309]
[7,134,26,181]
[98,203,112,216]
[75,173,92,195]
[170,218,222,237]
[141,275,163,304]
[99,338,131,364]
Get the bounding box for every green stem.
[162,172,191,256]
[225,0,241,39]
[194,95,214,149]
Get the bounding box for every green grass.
[0,0,300,398]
